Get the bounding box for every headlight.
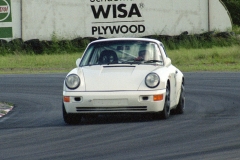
[65,74,80,89]
[145,73,160,88]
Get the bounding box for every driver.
[135,50,149,61]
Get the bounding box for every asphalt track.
[0,72,240,160]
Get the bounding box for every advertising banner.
[0,0,12,38]
[21,0,232,41]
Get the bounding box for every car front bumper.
[63,90,166,114]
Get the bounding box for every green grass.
[168,45,240,72]
[0,45,239,74]
[0,53,81,74]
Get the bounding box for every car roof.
[89,37,162,45]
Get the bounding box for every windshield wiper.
[121,60,144,65]
[144,60,163,63]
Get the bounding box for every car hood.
[81,65,161,91]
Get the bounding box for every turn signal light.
[153,94,163,101]
[63,96,70,102]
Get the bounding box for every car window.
[153,44,163,61]
[160,44,168,57]
[80,40,164,66]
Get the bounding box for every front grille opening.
[142,96,149,101]
[74,97,81,101]
[76,106,147,112]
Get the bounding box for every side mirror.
[165,57,171,67]
[76,58,81,67]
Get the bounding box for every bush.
[222,0,240,26]
[0,31,239,55]
[143,31,239,50]
[0,37,96,55]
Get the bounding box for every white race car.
[63,38,185,124]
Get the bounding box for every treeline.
[222,0,240,26]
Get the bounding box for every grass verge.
[168,45,240,72]
[0,53,80,74]
[0,102,13,118]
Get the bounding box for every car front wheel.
[175,84,185,114]
[161,83,170,119]
[62,103,82,125]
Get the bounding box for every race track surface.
[0,72,240,160]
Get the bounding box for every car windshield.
[80,40,164,66]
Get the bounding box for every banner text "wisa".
[91,4,142,19]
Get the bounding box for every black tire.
[62,103,82,125]
[175,84,185,114]
[160,83,171,119]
